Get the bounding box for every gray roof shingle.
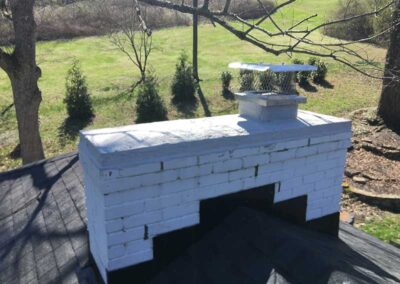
[1,153,400,284]
[0,153,97,284]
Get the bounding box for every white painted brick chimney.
[79,94,351,283]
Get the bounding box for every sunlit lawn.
[0,0,385,171]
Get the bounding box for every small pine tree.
[292,58,310,85]
[221,71,233,91]
[136,74,168,123]
[221,71,234,99]
[171,52,196,105]
[239,69,255,91]
[64,60,94,121]
[308,57,328,83]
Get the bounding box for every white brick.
[104,185,161,207]
[181,189,198,202]
[178,164,213,179]
[310,132,352,145]
[322,158,340,170]
[160,178,198,195]
[229,168,255,181]
[242,153,270,168]
[162,202,198,219]
[291,183,313,198]
[306,208,323,221]
[119,162,161,177]
[274,188,293,203]
[198,172,229,187]
[163,156,197,170]
[258,162,284,175]
[108,245,125,259]
[107,226,144,246]
[243,173,278,190]
[99,169,119,179]
[137,170,180,187]
[270,149,296,162]
[105,219,123,233]
[123,210,163,229]
[260,143,278,153]
[324,169,343,179]
[125,239,152,255]
[230,146,260,158]
[276,139,308,151]
[279,177,303,192]
[198,151,229,164]
[105,201,145,220]
[322,202,341,216]
[197,184,218,199]
[327,149,347,159]
[317,142,339,153]
[209,180,242,197]
[338,139,352,149]
[108,249,153,271]
[308,196,335,210]
[295,145,318,158]
[145,193,182,211]
[293,164,316,177]
[213,159,242,173]
[100,170,179,193]
[283,157,307,169]
[306,153,327,164]
[148,213,199,237]
[303,172,324,184]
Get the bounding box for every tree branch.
[137,0,397,80]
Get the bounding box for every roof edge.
[0,151,78,178]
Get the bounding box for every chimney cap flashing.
[235,92,307,107]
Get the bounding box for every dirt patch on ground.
[341,191,387,225]
[344,108,400,196]
[340,108,400,228]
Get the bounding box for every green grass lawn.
[0,0,386,171]
[361,213,400,248]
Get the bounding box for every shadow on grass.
[299,81,318,93]
[316,79,334,89]
[222,89,235,100]
[173,99,198,118]
[58,116,93,146]
[8,143,21,159]
[196,83,212,117]
[92,89,133,106]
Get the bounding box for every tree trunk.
[8,0,45,164]
[10,72,44,164]
[192,0,199,81]
[378,0,400,130]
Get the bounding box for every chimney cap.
[228,62,317,73]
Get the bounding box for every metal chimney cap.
[228,62,317,73]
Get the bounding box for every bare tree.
[100,0,153,88]
[378,0,400,130]
[135,0,397,78]
[0,0,45,164]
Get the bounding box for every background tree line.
[0,0,400,165]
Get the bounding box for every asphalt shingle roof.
[0,153,97,284]
[0,153,400,284]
